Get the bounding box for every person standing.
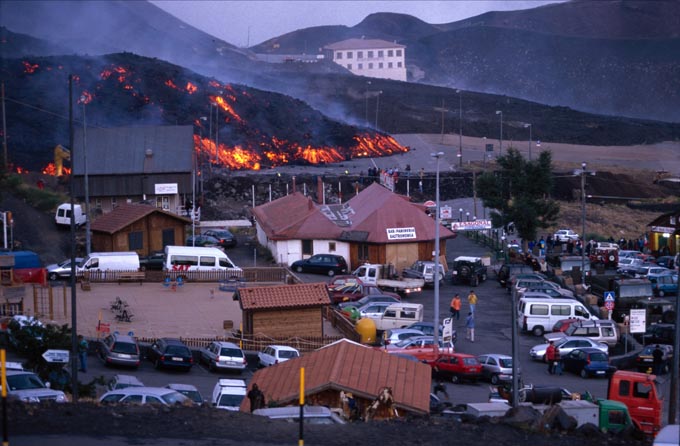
[77,335,89,373]
[546,341,556,375]
[553,345,562,375]
[467,290,478,315]
[247,383,265,412]
[450,294,462,320]
[465,312,475,342]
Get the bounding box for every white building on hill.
[324,38,406,81]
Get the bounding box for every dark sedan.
[203,229,237,248]
[146,338,194,371]
[290,254,348,277]
[561,347,616,378]
[139,251,165,271]
[186,234,221,247]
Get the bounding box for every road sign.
[604,301,615,311]
[42,349,70,363]
[442,317,453,343]
[440,206,452,220]
[604,291,615,302]
[629,309,646,333]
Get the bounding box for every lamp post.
[457,90,463,167]
[431,151,444,349]
[375,91,382,129]
[459,208,463,222]
[496,110,503,156]
[79,96,91,255]
[580,162,587,287]
[466,212,470,222]
[524,123,532,160]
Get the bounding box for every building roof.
[324,38,405,51]
[241,339,431,414]
[72,125,193,175]
[90,203,190,234]
[238,283,331,310]
[254,183,456,244]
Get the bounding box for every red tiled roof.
[89,204,190,234]
[238,283,331,310]
[240,339,431,414]
[324,38,405,50]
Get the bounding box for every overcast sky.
[151,1,563,47]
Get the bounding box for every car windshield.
[499,358,513,368]
[218,394,245,407]
[166,346,190,356]
[279,350,299,359]
[113,342,138,354]
[178,390,203,403]
[220,348,243,358]
[8,373,46,390]
[161,391,190,405]
[463,357,479,365]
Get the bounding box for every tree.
[476,148,560,250]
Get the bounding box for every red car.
[425,352,483,384]
[552,318,581,333]
[328,276,399,304]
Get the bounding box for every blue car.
[650,273,678,297]
[560,347,616,378]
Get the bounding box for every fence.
[80,267,289,284]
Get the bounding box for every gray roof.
[72,125,193,175]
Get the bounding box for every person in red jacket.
[546,341,556,375]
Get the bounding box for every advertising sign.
[386,227,417,240]
[449,220,492,231]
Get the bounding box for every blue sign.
[604,291,615,302]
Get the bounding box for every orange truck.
[607,370,663,437]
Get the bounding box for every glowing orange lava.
[186,82,197,94]
[42,163,71,176]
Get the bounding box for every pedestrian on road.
[652,345,664,375]
[553,346,563,375]
[467,290,478,315]
[77,335,88,373]
[546,341,556,375]
[465,312,475,342]
[450,294,462,320]
[247,383,266,412]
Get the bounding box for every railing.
[79,267,289,284]
[323,306,361,342]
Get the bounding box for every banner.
[449,220,492,231]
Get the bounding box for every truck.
[401,260,445,288]
[588,275,674,323]
[607,370,663,437]
[352,263,423,296]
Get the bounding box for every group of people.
[450,290,478,343]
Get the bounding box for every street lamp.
[496,110,503,156]
[459,208,463,222]
[580,162,587,288]
[456,90,463,167]
[431,151,444,349]
[79,96,91,255]
[524,123,532,160]
[466,212,470,222]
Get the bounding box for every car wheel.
[580,369,588,379]
[296,266,303,273]
[491,375,500,385]
[48,272,59,281]
[532,326,544,337]
[328,269,336,277]
[450,375,459,384]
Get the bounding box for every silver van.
[545,319,619,347]
[517,297,598,337]
[372,303,424,331]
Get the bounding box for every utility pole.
[68,75,79,401]
[457,90,463,167]
[1,83,8,172]
[434,100,449,144]
[580,162,587,288]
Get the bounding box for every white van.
[78,251,140,273]
[373,303,424,331]
[517,297,598,337]
[55,203,86,227]
[164,246,241,274]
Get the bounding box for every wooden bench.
[117,271,146,285]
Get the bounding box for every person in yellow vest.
[467,290,478,314]
[450,294,462,320]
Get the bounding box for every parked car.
[98,333,141,368]
[258,345,300,367]
[200,341,247,373]
[139,251,165,271]
[352,301,394,320]
[642,323,675,345]
[553,229,579,243]
[506,272,549,290]
[337,294,400,310]
[635,344,673,375]
[107,374,144,391]
[6,370,68,403]
[46,257,83,281]
[212,378,246,411]
[635,264,669,279]
[450,256,487,286]
[290,254,348,277]
[186,234,221,247]
[497,263,534,288]
[655,256,676,269]
[146,338,194,371]
[546,319,619,348]
[529,336,608,362]
[381,328,425,346]
[253,405,346,424]
[165,383,204,405]
[552,318,581,333]
[560,348,616,378]
[383,336,454,361]
[330,283,399,305]
[616,257,645,275]
[202,229,237,248]
[99,386,191,406]
[651,273,678,297]
[477,354,519,385]
[522,286,575,299]
[402,260,445,288]
[406,321,457,344]
[425,353,482,383]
